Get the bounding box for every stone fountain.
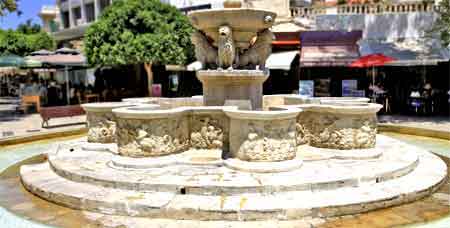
[19,2,447,223]
[189,5,275,110]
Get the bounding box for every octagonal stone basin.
[112,107,190,157]
[112,106,231,158]
[284,96,370,105]
[122,97,159,104]
[224,107,301,162]
[295,103,383,150]
[81,102,136,143]
[188,8,276,49]
[126,104,162,111]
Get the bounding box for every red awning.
[272,32,301,47]
[300,45,360,67]
[272,40,300,46]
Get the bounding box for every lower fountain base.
[20,135,447,221]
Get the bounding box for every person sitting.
[39,82,48,106]
[422,83,433,114]
[422,83,432,98]
[47,82,59,106]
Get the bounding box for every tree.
[0,0,20,16]
[432,0,450,46]
[17,19,42,34]
[84,0,194,96]
[0,25,55,56]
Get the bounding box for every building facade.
[39,5,60,33]
[51,0,113,47]
[289,0,449,115]
[50,0,295,48]
[51,0,225,47]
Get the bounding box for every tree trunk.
[144,62,153,96]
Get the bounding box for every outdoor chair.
[16,95,41,114]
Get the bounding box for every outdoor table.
[85,94,99,103]
[408,96,426,114]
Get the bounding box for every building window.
[85,3,95,23]
[72,7,82,26]
[62,11,70,28]
[100,0,111,12]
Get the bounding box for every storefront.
[264,31,301,95]
[359,39,450,115]
[298,30,365,97]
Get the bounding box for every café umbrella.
[22,57,43,68]
[0,54,43,68]
[0,54,24,67]
[349,53,396,99]
[26,50,88,105]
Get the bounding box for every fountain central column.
[188,6,276,110]
[197,70,268,110]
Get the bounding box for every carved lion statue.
[217,25,236,69]
[191,30,218,69]
[238,29,273,70]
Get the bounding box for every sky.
[0,0,55,30]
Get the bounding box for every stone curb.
[0,127,87,147]
[379,123,450,140]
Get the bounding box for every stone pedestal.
[197,70,269,110]
[224,107,300,162]
[82,102,135,143]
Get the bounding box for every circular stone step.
[47,136,419,195]
[223,158,303,173]
[298,145,383,160]
[20,145,447,220]
[110,149,224,169]
[81,142,118,153]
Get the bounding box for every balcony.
[290,2,438,18]
[70,0,82,7]
[51,23,92,41]
[60,1,69,10]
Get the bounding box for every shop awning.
[266,51,299,70]
[299,30,362,67]
[300,45,360,67]
[359,39,450,66]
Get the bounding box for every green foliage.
[432,0,450,46]
[0,0,19,16]
[84,0,194,66]
[16,19,42,34]
[0,29,55,56]
[27,31,55,52]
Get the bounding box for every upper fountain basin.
[188,8,276,49]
